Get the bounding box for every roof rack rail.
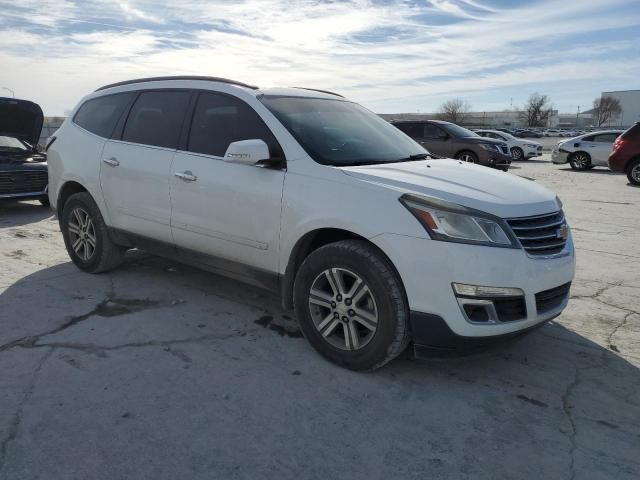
[95,76,259,92]
[291,87,344,98]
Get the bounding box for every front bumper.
[371,232,576,341]
[551,149,569,164]
[524,146,543,158]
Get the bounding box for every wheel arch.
[56,181,88,218]
[281,228,405,310]
[454,148,477,160]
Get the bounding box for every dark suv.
[392,120,512,170]
[0,97,48,205]
[608,122,640,186]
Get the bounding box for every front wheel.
[61,192,125,273]
[627,159,640,186]
[511,147,524,160]
[456,150,479,164]
[569,152,591,170]
[293,240,410,371]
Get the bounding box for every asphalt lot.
[1,156,639,480]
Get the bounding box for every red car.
[608,122,640,186]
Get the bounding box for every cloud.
[0,0,639,114]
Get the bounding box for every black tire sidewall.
[627,159,640,186]
[293,242,406,370]
[61,193,109,272]
[511,147,523,160]
[569,152,590,170]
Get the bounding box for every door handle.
[174,171,197,182]
[103,157,120,167]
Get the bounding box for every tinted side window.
[73,93,133,138]
[424,124,444,139]
[593,133,619,143]
[396,123,424,138]
[122,91,190,149]
[582,135,595,142]
[187,93,279,158]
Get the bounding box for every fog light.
[453,283,524,298]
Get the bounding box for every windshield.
[442,123,478,138]
[0,135,30,151]
[259,96,426,166]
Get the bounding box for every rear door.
[100,90,191,243]
[169,91,285,276]
[589,133,620,165]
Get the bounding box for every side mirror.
[224,139,270,166]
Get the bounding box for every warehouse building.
[600,90,640,128]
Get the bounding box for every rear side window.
[73,93,133,138]
[395,123,423,138]
[122,91,191,149]
[593,133,619,143]
[187,92,279,157]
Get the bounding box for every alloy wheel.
[67,207,96,261]
[511,148,523,160]
[308,267,378,351]
[458,153,477,163]
[631,163,640,183]
[572,153,590,169]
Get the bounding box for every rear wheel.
[511,147,524,160]
[61,192,125,273]
[627,158,640,186]
[569,152,591,170]
[293,240,410,371]
[456,150,479,164]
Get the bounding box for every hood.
[0,97,44,146]
[341,158,559,218]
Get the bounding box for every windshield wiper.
[336,153,432,167]
[388,153,431,163]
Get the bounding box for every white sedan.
[474,130,543,160]
[551,130,623,170]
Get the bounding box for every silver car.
[552,130,623,170]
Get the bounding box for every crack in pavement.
[0,276,184,354]
[0,347,54,476]
[562,367,580,480]
[606,312,636,353]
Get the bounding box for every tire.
[568,152,591,170]
[293,240,410,371]
[511,147,524,160]
[456,150,479,164]
[61,192,125,273]
[626,158,640,186]
[39,198,50,207]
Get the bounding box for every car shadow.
[557,168,620,175]
[514,159,549,164]
[0,201,54,228]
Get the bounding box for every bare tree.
[521,93,554,127]
[593,95,623,127]
[438,98,471,124]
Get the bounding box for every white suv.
[48,76,576,370]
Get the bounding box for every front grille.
[536,282,571,314]
[537,146,543,151]
[506,210,568,256]
[0,170,48,195]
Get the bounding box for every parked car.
[392,120,512,170]
[0,97,48,205]
[608,122,640,185]
[552,130,623,170]
[48,76,575,370]
[474,129,543,160]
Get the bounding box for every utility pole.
[1,86,15,97]
[576,105,580,128]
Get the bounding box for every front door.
[100,90,191,243]
[169,92,285,277]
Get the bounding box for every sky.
[1,0,639,116]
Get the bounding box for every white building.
[600,90,640,128]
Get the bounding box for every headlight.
[525,143,538,148]
[400,195,518,248]
[478,143,498,151]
